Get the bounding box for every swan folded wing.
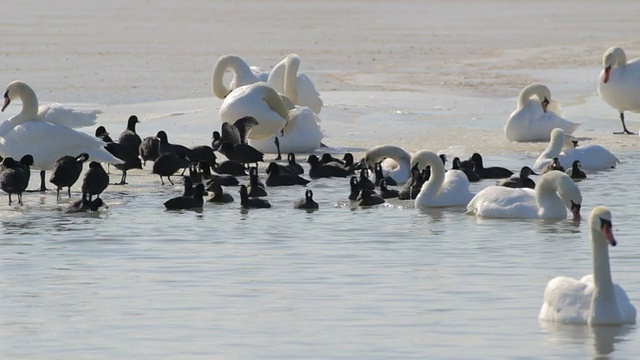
[539,276,592,324]
[10,122,122,164]
[467,186,538,218]
[582,274,638,323]
[439,170,474,205]
[38,103,100,128]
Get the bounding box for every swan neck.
[543,134,564,158]
[13,85,39,124]
[262,86,289,120]
[212,55,252,99]
[517,85,537,108]
[592,236,615,296]
[283,55,300,104]
[422,156,445,197]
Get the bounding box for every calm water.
[1,124,639,358]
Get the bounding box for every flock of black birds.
[0,114,589,212]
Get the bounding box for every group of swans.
[506,47,640,140]
[212,54,324,156]
[0,81,121,190]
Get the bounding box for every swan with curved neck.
[219,83,290,157]
[410,150,474,207]
[534,128,619,171]
[248,106,323,154]
[466,171,582,219]
[268,54,323,114]
[0,81,121,191]
[539,206,636,325]
[505,83,580,142]
[598,47,640,134]
[212,54,268,100]
[364,145,412,184]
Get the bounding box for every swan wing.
[439,170,474,206]
[5,121,121,169]
[539,275,592,324]
[37,103,100,128]
[467,186,538,218]
[561,145,619,171]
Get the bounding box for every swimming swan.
[212,54,268,99]
[534,128,619,171]
[410,150,474,207]
[364,145,412,184]
[268,54,323,114]
[466,171,582,219]
[539,206,636,325]
[505,83,581,142]
[0,81,122,190]
[598,47,640,134]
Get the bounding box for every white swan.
[411,150,474,207]
[597,47,640,134]
[364,145,412,184]
[466,171,582,219]
[218,83,289,153]
[534,128,619,171]
[539,206,636,325]
[249,106,323,154]
[505,83,581,142]
[268,54,323,114]
[0,81,122,190]
[212,54,269,99]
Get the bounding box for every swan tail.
[38,103,100,128]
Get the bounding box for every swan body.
[534,128,619,171]
[411,150,474,207]
[597,47,640,134]
[505,83,581,142]
[466,171,582,219]
[364,145,412,184]
[539,206,636,325]
[249,106,323,153]
[0,81,121,171]
[212,54,266,99]
[268,54,323,114]
[218,83,289,142]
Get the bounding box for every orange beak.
[603,66,611,83]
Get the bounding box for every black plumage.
[206,182,234,204]
[0,157,29,205]
[294,189,319,210]
[81,161,109,201]
[66,193,107,213]
[452,157,480,182]
[139,136,160,165]
[357,189,385,206]
[566,160,587,180]
[265,162,310,186]
[307,155,351,179]
[239,185,271,209]
[164,183,205,210]
[468,153,513,179]
[217,117,264,165]
[247,166,267,197]
[496,166,537,189]
[379,179,400,199]
[373,162,397,186]
[49,152,90,200]
[348,176,360,201]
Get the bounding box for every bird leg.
[274,137,282,161]
[614,112,635,135]
[39,170,47,191]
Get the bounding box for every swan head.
[590,206,616,247]
[602,47,626,83]
[2,80,33,112]
[554,173,582,219]
[549,128,566,145]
